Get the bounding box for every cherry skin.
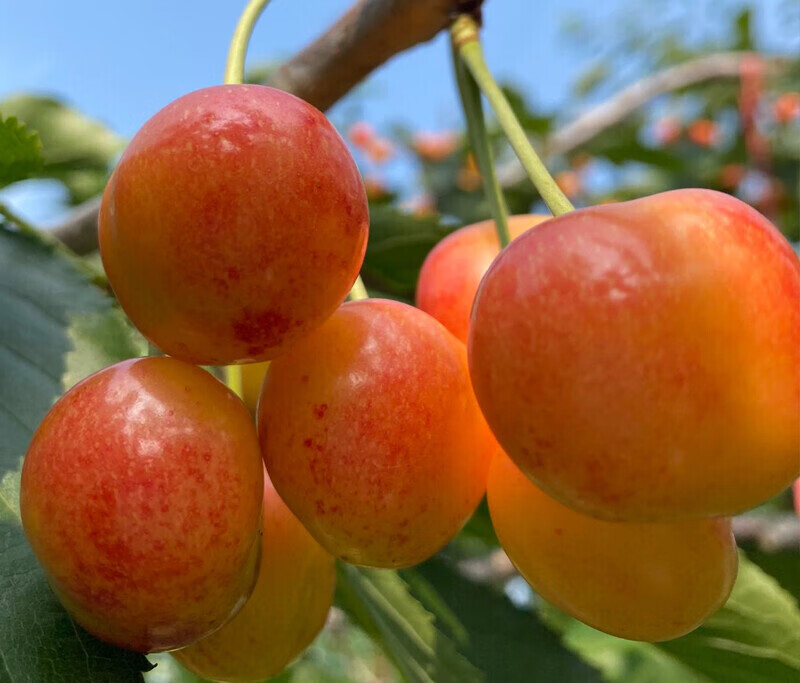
[470,189,800,521]
[20,357,264,652]
[174,469,335,682]
[258,299,494,569]
[488,452,738,642]
[794,480,800,517]
[100,85,369,365]
[416,214,548,343]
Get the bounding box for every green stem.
[224,365,244,398]
[348,276,369,301]
[225,0,273,85]
[452,16,574,217]
[451,39,510,247]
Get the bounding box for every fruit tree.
[1,1,799,681]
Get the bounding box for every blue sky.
[0,0,796,223]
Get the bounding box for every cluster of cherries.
[20,81,800,682]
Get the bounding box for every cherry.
[554,170,582,198]
[416,214,547,343]
[653,117,681,146]
[348,122,376,149]
[174,469,335,682]
[687,119,719,147]
[99,85,368,365]
[773,92,800,124]
[794,480,800,517]
[258,299,494,568]
[488,452,738,642]
[470,189,800,521]
[20,357,264,652]
[411,131,459,161]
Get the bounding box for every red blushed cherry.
[470,189,800,522]
[20,357,264,652]
[258,299,495,569]
[416,214,548,343]
[100,85,368,365]
[794,480,800,517]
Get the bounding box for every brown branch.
[267,0,454,112]
[51,0,458,254]
[550,52,779,155]
[498,51,788,186]
[50,196,101,256]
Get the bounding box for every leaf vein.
[0,645,13,683]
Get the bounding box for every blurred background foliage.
[344,5,800,307]
[0,2,799,682]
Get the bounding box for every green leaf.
[0,226,145,471]
[456,499,499,549]
[0,224,149,682]
[582,119,685,172]
[498,84,552,135]
[361,206,455,298]
[0,116,43,188]
[733,9,754,50]
[147,610,400,683]
[0,519,151,683]
[0,95,124,204]
[737,521,800,602]
[541,606,707,683]
[244,61,280,85]
[62,307,147,391]
[658,554,800,681]
[574,64,610,97]
[414,559,604,683]
[542,554,800,683]
[335,563,483,683]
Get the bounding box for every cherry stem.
[224,0,273,85]
[451,38,510,247]
[348,277,369,301]
[452,15,574,217]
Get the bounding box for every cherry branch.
[267,0,455,112]
[50,0,457,254]
[497,51,788,186]
[50,196,101,255]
